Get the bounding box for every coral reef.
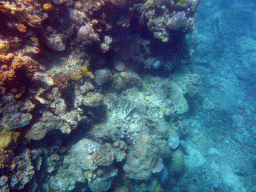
[0,0,201,191]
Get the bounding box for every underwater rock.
[152,158,164,174]
[168,129,180,150]
[84,92,104,107]
[64,138,99,171]
[48,164,85,191]
[25,111,63,140]
[123,134,157,180]
[164,81,189,120]
[186,74,202,97]
[45,33,66,51]
[10,148,35,190]
[113,60,126,72]
[1,112,32,130]
[88,177,112,192]
[94,69,113,85]
[77,24,100,45]
[168,149,185,174]
[112,71,142,92]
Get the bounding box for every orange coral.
[0,1,45,28]
[0,2,29,24]
[0,54,39,89]
[17,23,27,33]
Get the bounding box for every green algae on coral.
[175,0,188,6]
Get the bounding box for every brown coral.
[92,143,114,166]
[0,149,14,169]
[0,54,39,89]
[52,72,71,92]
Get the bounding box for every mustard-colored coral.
[18,23,27,33]
[0,41,9,55]
[15,86,26,99]
[0,128,20,149]
[87,171,93,181]
[43,3,54,11]
[81,66,90,76]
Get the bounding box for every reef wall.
[0,0,199,191]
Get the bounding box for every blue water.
[176,0,256,191]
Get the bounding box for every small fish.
[175,0,188,6]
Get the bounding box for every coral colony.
[5,0,253,192]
